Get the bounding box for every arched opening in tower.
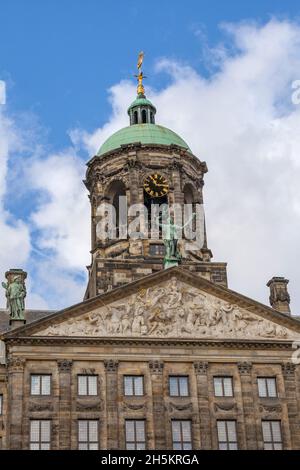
[106,180,127,239]
[144,191,168,240]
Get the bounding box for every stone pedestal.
[9,319,26,329]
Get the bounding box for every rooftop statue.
[2,272,26,321]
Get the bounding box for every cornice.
[86,143,206,174]
[4,335,295,350]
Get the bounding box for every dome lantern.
[128,51,156,125]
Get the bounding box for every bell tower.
[84,54,227,299]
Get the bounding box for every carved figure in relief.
[132,309,147,335]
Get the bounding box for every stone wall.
[3,341,300,450]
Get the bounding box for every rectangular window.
[217,420,238,450]
[30,375,51,396]
[149,244,165,256]
[77,375,98,396]
[169,376,189,397]
[78,420,99,450]
[262,421,283,450]
[214,377,233,397]
[125,420,146,450]
[124,376,144,396]
[0,394,2,415]
[172,420,192,450]
[258,377,277,398]
[30,420,51,450]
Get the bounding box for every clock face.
[144,174,169,198]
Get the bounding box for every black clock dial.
[144,174,169,198]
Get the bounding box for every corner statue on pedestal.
[2,275,26,321]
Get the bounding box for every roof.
[97,123,191,156]
[3,266,300,343]
[127,96,156,112]
[0,309,55,334]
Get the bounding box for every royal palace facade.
[1,58,300,451]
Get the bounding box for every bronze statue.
[2,275,26,320]
[156,207,195,268]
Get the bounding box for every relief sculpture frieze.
[35,278,297,340]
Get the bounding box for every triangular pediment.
[6,267,300,342]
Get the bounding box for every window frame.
[217,420,238,450]
[77,375,98,397]
[171,419,193,450]
[123,375,144,397]
[149,244,166,257]
[30,374,52,396]
[77,419,99,450]
[213,376,234,398]
[262,420,283,450]
[125,419,146,450]
[169,376,190,397]
[257,377,278,398]
[29,419,51,450]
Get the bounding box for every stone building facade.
[0,81,300,450]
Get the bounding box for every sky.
[1,0,300,314]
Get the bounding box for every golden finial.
[135,51,146,96]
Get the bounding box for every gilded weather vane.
[135,51,146,96]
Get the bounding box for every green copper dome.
[97,123,191,156]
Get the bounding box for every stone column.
[104,359,119,450]
[7,356,25,449]
[193,361,211,449]
[237,362,257,450]
[149,360,166,449]
[57,359,73,450]
[281,362,300,449]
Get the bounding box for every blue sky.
[1,0,300,150]
[1,1,300,313]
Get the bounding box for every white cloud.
[0,81,6,105]
[28,150,90,270]
[0,107,31,307]
[1,18,300,315]
[75,19,300,314]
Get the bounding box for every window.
[0,394,2,415]
[149,244,165,256]
[125,420,146,450]
[217,420,238,450]
[30,420,51,450]
[78,375,98,396]
[142,109,147,123]
[124,376,144,396]
[30,375,51,396]
[78,420,99,450]
[172,420,192,450]
[258,377,277,398]
[214,377,233,397]
[169,376,189,397]
[262,421,283,450]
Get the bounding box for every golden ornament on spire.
[135,51,146,95]
[137,51,144,69]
